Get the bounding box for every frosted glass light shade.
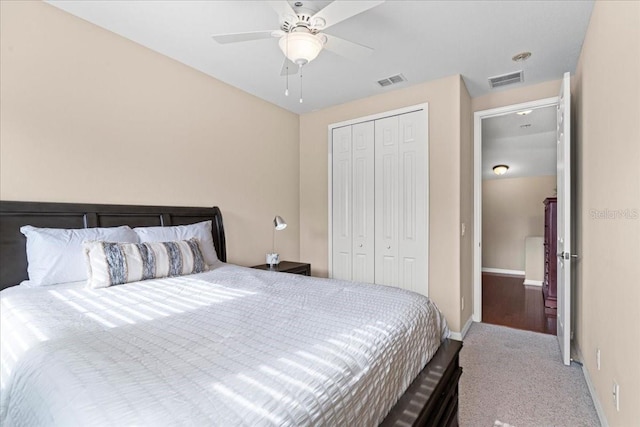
[493,165,509,175]
[279,32,324,66]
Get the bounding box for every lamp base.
[266,253,280,267]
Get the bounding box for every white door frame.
[473,97,559,322]
[327,103,428,282]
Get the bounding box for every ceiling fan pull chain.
[285,69,289,96]
[285,33,289,96]
[299,63,303,103]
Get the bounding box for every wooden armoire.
[543,197,557,309]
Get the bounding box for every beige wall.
[573,1,640,425]
[0,1,301,267]
[524,237,544,283]
[300,75,467,331]
[482,176,556,271]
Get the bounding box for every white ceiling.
[46,0,594,115]
[482,105,557,180]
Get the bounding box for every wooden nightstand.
[251,261,311,276]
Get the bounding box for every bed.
[0,201,462,426]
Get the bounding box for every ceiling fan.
[212,1,385,101]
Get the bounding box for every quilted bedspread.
[0,263,448,426]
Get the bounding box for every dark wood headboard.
[0,201,226,290]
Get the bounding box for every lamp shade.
[493,165,509,175]
[274,216,287,230]
[278,32,325,66]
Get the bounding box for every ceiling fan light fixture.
[512,51,532,62]
[279,31,325,66]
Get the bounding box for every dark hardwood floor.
[482,273,557,335]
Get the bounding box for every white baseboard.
[523,279,543,286]
[482,267,525,276]
[574,346,608,427]
[449,316,474,341]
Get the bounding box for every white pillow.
[84,238,208,289]
[20,225,139,287]
[133,221,218,266]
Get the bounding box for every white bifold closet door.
[332,122,375,283]
[332,109,427,295]
[374,111,427,293]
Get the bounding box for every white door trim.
[473,97,559,322]
[328,103,428,280]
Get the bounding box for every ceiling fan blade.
[323,34,374,60]
[212,31,276,44]
[266,1,297,21]
[312,1,385,30]
[280,57,299,76]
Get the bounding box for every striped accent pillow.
[84,238,207,289]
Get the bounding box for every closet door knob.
[387,245,391,249]
[359,244,363,248]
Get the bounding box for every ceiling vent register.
[488,70,524,88]
[377,74,407,87]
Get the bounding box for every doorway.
[473,97,558,332]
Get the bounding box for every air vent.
[377,74,407,87]
[488,70,524,88]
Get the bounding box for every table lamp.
[266,215,287,267]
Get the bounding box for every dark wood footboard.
[381,339,463,427]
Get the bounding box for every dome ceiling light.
[493,165,509,176]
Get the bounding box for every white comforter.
[0,263,448,426]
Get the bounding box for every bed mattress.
[0,263,448,426]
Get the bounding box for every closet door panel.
[375,116,399,287]
[351,122,375,283]
[332,126,352,280]
[398,111,428,295]
[382,255,397,286]
[402,258,416,292]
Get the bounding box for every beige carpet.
[459,323,600,426]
